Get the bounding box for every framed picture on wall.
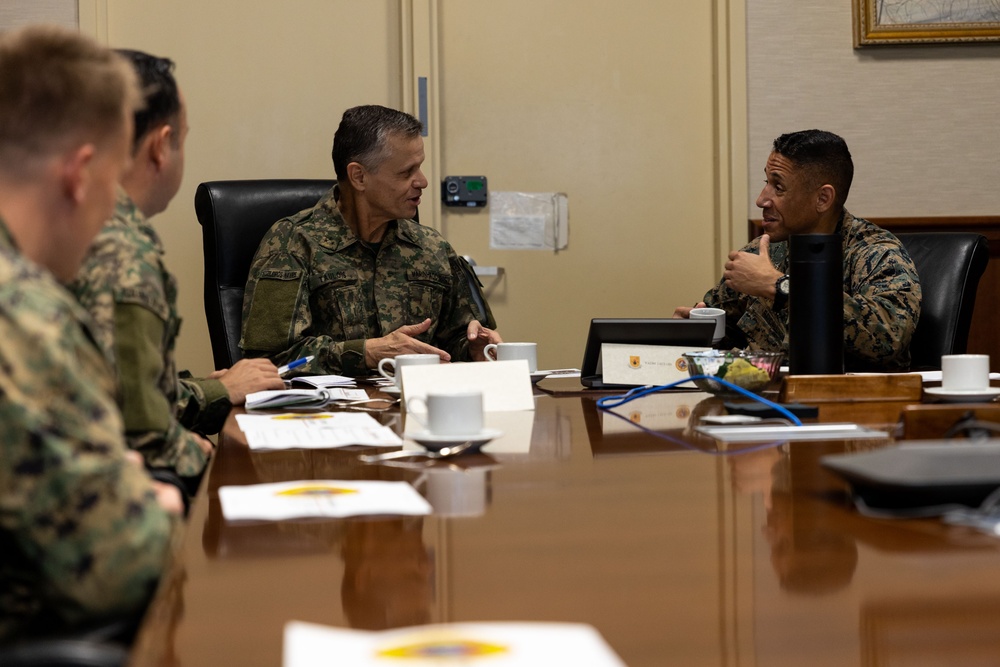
[854,0,1000,46]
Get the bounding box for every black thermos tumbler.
[789,234,843,375]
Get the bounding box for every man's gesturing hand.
[723,234,784,298]
[364,318,450,368]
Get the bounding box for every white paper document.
[283,620,625,667]
[234,411,401,450]
[289,374,355,388]
[696,422,890,443]
[245,388,369,410]
[219,480,431,521]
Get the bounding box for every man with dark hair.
[675,129,921,371]
[0,25,179,641]
[72,49,283,488]
[241,105,501,376]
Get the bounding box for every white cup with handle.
[406,389,484,436]
[941,354,990,391]
[689,307,726,344]
[377,353,440,388]
[483,342,538,372]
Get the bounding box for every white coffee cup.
[377,353,440,388]
[689,307,726,344]
[406,389,484,436]
[941,354,990,391]
[483,342,538,372]
[423,468,489,517]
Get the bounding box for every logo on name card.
[275,485,358,496]
[629,356,641,368]
[377,638,508,659]
[676,358,688,372]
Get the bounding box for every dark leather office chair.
[896,232,989,370]
[195,179,335,370]
[195,179,485,371]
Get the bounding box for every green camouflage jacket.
[704,210,922,372]
[71,191,229,477]
[0,218,173,641]
[241,187,496,376]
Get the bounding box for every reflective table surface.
[129,387,1000,666]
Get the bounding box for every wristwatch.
[773,274,790,311]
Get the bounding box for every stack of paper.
[219,480,431,521]
[283,621,625,666]
[289,374,356,388]
[245,387,370,410]
[235,411,401,450]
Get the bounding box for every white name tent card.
[283,620,625,667]
[400,360,535,412]
[234,411,401,450]
[218,480,431,521]
[601,343,711,387]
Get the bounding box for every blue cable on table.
[596,374,804,427]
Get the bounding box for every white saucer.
[924,387,1000,403]
[408,427,503,452]
[379,385,401,396]
[530,371,549,384]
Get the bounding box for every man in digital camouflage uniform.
[241,105,501,376]
[72,50,283,486]
[674,129,921,372]
[0,26,180,642]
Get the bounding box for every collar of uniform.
[114,188,164,252]
[319,186,420,252]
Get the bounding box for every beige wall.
[104,0,745,373]
[105,0,401,374]
[747,0,1000,219]
[434,1,734,369]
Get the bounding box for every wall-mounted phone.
[442,175,488,207]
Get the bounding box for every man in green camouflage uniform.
[241,105,500,376]
[72,51,283,482]
[675,130,920,371]
[0,26,179,642]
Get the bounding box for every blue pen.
[278,355,314,376]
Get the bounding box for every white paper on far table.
[219,480,431,521]
[234,411,401,450]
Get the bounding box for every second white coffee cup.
[484,342,538,372]
[689,307,726,344]
[377,353,440,388]
[406,389,484,436]
[941,354,990,391]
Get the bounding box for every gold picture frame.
[854,0,1000,46]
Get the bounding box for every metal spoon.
[358,442,473,463]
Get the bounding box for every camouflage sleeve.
[842,242,922,369]
[433,253,497,361]
[113,303,209,477]
[176,375,230,435]
[241,249,367,376]
[0,303,173,629]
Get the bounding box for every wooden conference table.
[129,379,1000,666]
